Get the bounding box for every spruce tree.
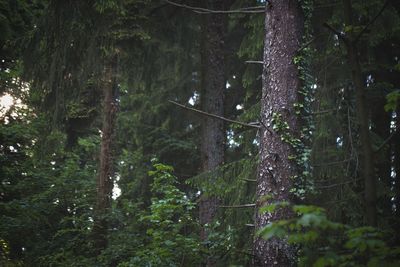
[254,0,304,265]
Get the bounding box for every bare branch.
[374,129,399,153]
[242,178,257,182]
[321,190,364,205]
[169,100,259,129]
[219,203,256,208]
[354,0,390,43]
[323,0,389,45]
[298,36,318,52]
[312,158,351,167]
[323,22,347,42]
[315,178,362,190]
[315,2,341,9]
[164,0,265,14]
[312,109,336,115]
[245,60,263,64]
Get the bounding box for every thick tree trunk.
[254,1,304,266]
[199,0,225,265]
[343,0,377,226]
[93,55,118,253]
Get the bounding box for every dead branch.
[314,178,362,190]
[323,22,347,42]
[374,129,399,153]
[354,0,390,43]
[245,60,263,64]
[312,109,337,115]
[312,158,351,167]
[165,0,264,14]
[169,100,259,129]
[219,203,256,208]
[242,178,257,182]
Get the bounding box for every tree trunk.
[371,97,391,216]
[342,0,377,226]
[254,1,304,266]
[199,0,225,265]
[395,107,400,230]
[93,54,118,253]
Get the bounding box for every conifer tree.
[199,0,226,251]
[93,52,118,252]
[254,0,304,265]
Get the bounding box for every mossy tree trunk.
[254,1,304,266]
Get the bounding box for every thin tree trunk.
[343,0,377,226]
[93,54,118,253]
[254,1,304,266]
[371,98,391,216]
[199,0,225,265]
[395,107,400,232]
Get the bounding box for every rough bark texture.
[93,55,117,252]
[343,0,377,226]
[199,0,225,265]
[254,1,303,266]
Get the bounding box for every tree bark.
[254,1,304,266]
[395,107,400,224]
[342,0,377,226]
[371,97,391,216]
[93,54,118,253]
[199,0,225,265]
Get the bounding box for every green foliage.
[0,98,99,265]
[201,221,239,264]
[258,204,400,266]
[94,0,122,13]
[384,90,400,112]
[119,162,201,267]
[188,158,256,198]
[0,238,23,267]
[187,158,256,265]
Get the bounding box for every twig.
[164,0,264,14]
[257,115,272,135]
[315,2,341,9]
[169,100,259,129]
[374,129,399,153]
[242,178,257,182]
[245,60,263,64]
[298,36,319,52]
[312,158,351,167]
[323,22,347,42]
[321,190,364,205]
[354,0,390,43]
[323,23,344,38]
[315,178,362,190]
[323,0,390,44]
[312,109,336,115]
[219,203,256,208]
